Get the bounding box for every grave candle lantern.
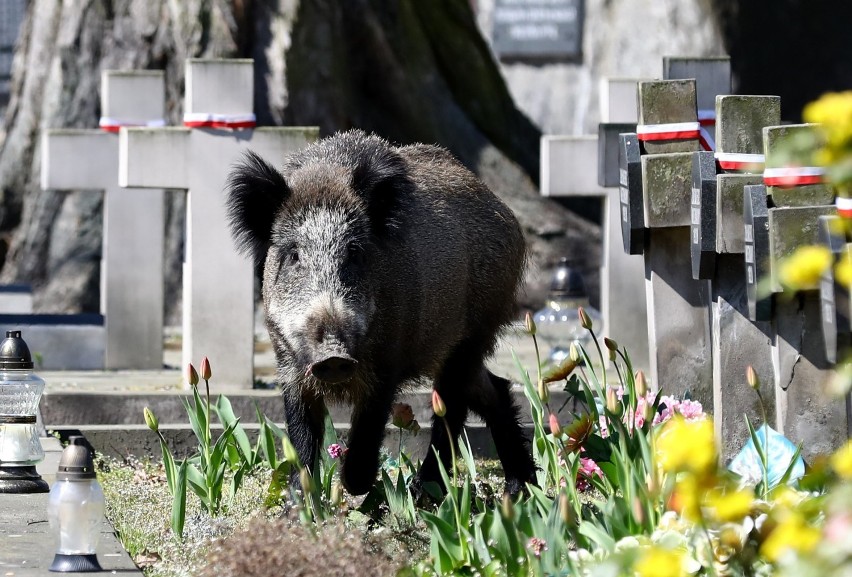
[0,330,49,493]
[533,258,602,364]
[48,436,105,573]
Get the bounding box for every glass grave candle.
[533,258,602,365]
[0,330,48,493]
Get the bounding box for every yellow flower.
[706,488,753,523]
[656,416,716,476]
[760,512,820,563]
[836,249,852,288]
[669,475,703,521]
[634,545,688,577]
[777,245,832,291]
[804,91,852,162]
[830,439,852,480]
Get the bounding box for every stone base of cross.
[119,59,318,387]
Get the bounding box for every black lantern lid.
[0,330,33,369]
[549,258,587,298]
[57,436,97,480]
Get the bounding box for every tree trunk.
[0,0,600,321]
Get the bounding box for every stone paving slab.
[0,437,141,576]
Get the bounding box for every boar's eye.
[347,244,365,268]
[284,246,299,266]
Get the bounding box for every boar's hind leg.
[468,370,536,495]
[341,387,396,496]
[283,392,327,478]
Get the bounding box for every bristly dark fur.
[226,150,290,267]
[281,130,413,239]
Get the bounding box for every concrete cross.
[41,71,166,370]
[756,124,843,460]
[696,94,779,458]
[119,59,318,387]
[542,76,653,369]
[633,77,713,409]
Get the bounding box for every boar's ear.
[351,146,412,238]
[226,151,291,265]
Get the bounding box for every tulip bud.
[559,491,574,525]
[524,311,537,336]
[537,379,550,404]
[282,436,301,466]
[186,363,199,387]
[569,342,581,363]
[605,386,622,416]
[632,497,645,524]
[144,407,159,432]
[746,365,759,390]
[431,389,447,417]
[604,337,618,351]
[501,492,514,520]
[635,370,648,398]
[299,467,315,494]
[331,480,343,507]
[200,356,212,380]
[549,412,561,437]
[578,307,593,331]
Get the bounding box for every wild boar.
[226,129,535,495]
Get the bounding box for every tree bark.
[0,0,600,321]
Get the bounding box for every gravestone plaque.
[598,123,636,188]
[492,0,584,61]
[691,151,717,279]
[618,133,645,254]
[743,184,772,321]
[819,215,851,364]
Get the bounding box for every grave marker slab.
[618,133,645,255]
[691,150,717,280]
[818,215,851,364]
[41,70,166,370]
[744,184,772,321]
[119,59,319,387]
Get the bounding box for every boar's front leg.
[283,390,327,479]
[341,386,396,495]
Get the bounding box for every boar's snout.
[309,354,357,384]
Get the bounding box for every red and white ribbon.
[763,166,826,187]
[715,152,765,172]
[183,112,256,130]
[697,109,715,151]
[636,121,700,142]
[99,117,166,133]
[837,196,852,219]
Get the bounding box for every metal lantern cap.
[550,257,587,298]
[0,330,34,369]
[57,437,96,480]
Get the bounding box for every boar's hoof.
[310,355,356,384]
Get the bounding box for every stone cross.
[695,95,780,457]
[541,76,650,370]
[754,123,845,460]
[119,59,319,387]
[40,71,166,370]
[598,76,650,369]
[634,78,713,408]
